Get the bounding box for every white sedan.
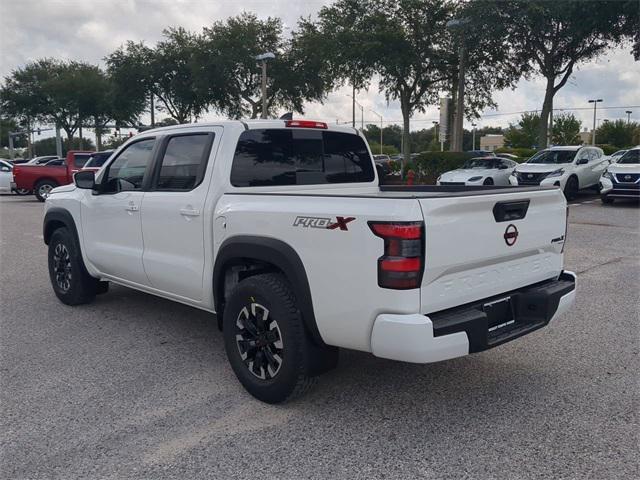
[437,157,517,186]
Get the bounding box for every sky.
[1,0,639,138]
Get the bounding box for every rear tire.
[14,188,31,196]
[48,228,98,305]
[223,273,319,403]
[35,180,58,202]
[563,176,579,201]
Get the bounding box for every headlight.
[437,175,441,181]
[546,168,565,178]
[602,171,613,180]
[467,176,483,182]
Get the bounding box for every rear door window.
[230,129,374,187]
[154,134,213,191]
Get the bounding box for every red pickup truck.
[12,150,93,201]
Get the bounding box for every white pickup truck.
[43,120,576,403]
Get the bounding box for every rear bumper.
[371,271,576,363]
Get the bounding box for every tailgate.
[419,189,567,313]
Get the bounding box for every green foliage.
[195,13,329,119]
[0,117,26,148]
[594,120,639,148]
[595,144,621,155]
[552,113,582,145]
[470,0,638,147]
[31,136,95,156]
[367,142,399,155]
[504,112,541,149]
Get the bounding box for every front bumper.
[600,176,640,198]
[370,271,576,363]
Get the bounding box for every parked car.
[81,150,114,171]
[12,150,93,201]
[43,119,575,403]
[607,149,627,163]
[438,157,517,186]
[509,146,607,200]
[372,154,393,177]
[600,146,640,204]
[0,159,13,193]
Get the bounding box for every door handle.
[125,204,139,212]
[180,208,201,217]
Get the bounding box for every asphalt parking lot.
[1,192,638,480]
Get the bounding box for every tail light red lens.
[369,221,424,289]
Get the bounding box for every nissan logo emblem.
[625,174,631,181]
[504,224,518,246]
[527,174,533,178]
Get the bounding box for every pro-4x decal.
[293,216,355,231]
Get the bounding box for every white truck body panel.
[45,120,575,363]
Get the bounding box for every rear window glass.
[230,129,374,187]
[74,154,91,168]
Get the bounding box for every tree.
[552,113,582,145]
[504,112,541,149]
[475,0,637,148]
[107,28,208,124]
[0,117,26,149]
[594,119,639,148]
[195,13,329,119]
[31,136,94,156]
[311,1,378,123]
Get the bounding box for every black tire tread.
[224,273,317,403]
[48,227,97,305]
[35,179,58,202]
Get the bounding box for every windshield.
[617,150,639,164]
[527,150,578,164]
[463,158,500,169]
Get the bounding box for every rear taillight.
[285,120,328,129]
[369,221,424,289]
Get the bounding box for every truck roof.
[140,119,359,136]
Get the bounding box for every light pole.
[256,52,275,119]
[370,110,383,154]
[626,110,632,124]
[346,94,364,131]
[588,99,602,145]
[446,17,470,152]
[432,121,438,145]
[471,122,477,150]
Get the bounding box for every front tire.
[601,195,614,204]
[35,180,58,202]
[563,176,579,201]
[223,274,317,403]
[483,177,494,186]
[48,228,98,305]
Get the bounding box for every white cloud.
[2,0,638,137]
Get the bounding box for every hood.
[514,163,567,173]
[607,163,640,174]
[50,183,76,195]
[440,168,494,181]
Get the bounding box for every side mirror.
[0,166,11,172]
[577,158,588,165]
[74,170,95,189]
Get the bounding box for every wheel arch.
[35,177,61,187]
[43,208,79,246]
[213,235,325,347]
